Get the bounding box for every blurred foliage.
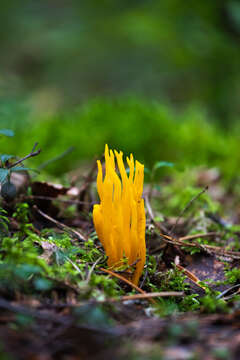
[0,1,240,124]
[1,1,240,178]
[1,98,240,180]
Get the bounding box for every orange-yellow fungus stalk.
[93,144,146,285]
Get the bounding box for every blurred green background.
[1,1,240,178]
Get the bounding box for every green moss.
[2,98,240,180]
[225,267,240,284]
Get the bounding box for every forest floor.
[1,149,240,360]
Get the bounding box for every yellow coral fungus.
[93,144,146,285]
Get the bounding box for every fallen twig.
[151,232,220,254]
[179,232,219,242]
[158,232,240,259]
[216,284,240,300]
[175,263,206,291]
[33,205,87,242]
[109,291,184,302]
[100,267,157,305]
[146,197,240,259]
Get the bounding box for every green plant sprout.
[0,129,40,201]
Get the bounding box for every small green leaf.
[0,169,9,184]
[34,278,53,291]
[16,313,34,327]
[0,129,14,137]
[55,248,68,266]
[15,264,41,280]
[154,184,161,191]
[74,304,113,327]
[153,161,174,171]
[154,215,164,222]
[0,154,15,164]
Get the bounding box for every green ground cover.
[1,99,240,358]
[1,98,240,179]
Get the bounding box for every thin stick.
[8,142,41,169]
[176,264,206,291]
[158,232,240,259]
[109,291,184,302]
[151,232,219,254]
[216,284,240,300]
[33,205,87,242]
[170,186,208,235]
[38,146,74,170]
[100,267,156,305]
[180,232,218,242]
